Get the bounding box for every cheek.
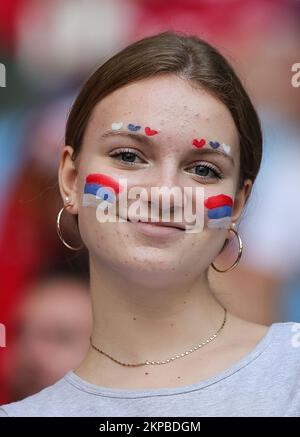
[78,172,124,246]
[82,172,122,206]
[79,171,235,235]
[204,192,234,230]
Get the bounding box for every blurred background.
[0,0,299,404]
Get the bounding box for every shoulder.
[262,320,300,352]
[245,319,300,359]
[221,319,300,415]
[0,372,77,417]
[240,320,300,377]
[226,315,300,371]
[267,321,300,363]
[229,312,300,350]
[252,321,300,415]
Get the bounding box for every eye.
[186,162,223,180]
[109,148,145,166]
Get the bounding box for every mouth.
[126,218,186,231]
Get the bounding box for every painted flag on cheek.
[204,194,233,229]
[82,173,120,207]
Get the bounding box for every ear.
[231,178,252,224]
[58,145,79,215]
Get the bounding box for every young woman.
[1,31,299,417]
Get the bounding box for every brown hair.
[65,31,262,190]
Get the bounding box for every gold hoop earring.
[211,227,243,273]
[56,204,84,251]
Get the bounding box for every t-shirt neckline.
[64,322,279,398]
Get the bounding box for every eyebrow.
[100,130,234,166]
[101,130,152,145]
[191,148,235,166]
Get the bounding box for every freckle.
[177,376,181,379]
[170,323,174,327]
[184,273,189,277]
[171,267,175,271]
[133,317,136,321]
[183,301,186,304]
[145,372,149,375]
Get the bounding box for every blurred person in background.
[0,0,132,403]
[3,271,92,402]
[0,94,89,403]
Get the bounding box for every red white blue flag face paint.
[192,138,231,156]
[82,173,121,208]
[82,173,232,232]
[111,121,159,136]
[204,194,233,229]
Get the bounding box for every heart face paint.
[209,141,220,149]
[222,143,231,155]
[82,173,121,207]
[145,126,158,136]
[192,138,206,148]
[111,122,158,136]
[111,125,230,157]
[111,122,123,130]
[193,137,232,156]
[205,194,233,229]
[127,124,141,131]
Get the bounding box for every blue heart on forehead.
[128,124,141,132]
[209,141,220,149]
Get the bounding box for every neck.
[85,254,225,366]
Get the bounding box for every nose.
[138,165,187,218]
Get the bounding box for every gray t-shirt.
[1,321,300,417]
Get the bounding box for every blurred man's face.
[9,279,93,401]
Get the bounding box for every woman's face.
[59,75,251,284]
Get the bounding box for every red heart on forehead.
[145,127,158,136]
[192,138,206,148]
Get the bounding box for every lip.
[126,219,185,237]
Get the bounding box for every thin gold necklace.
[90,307,227,367]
